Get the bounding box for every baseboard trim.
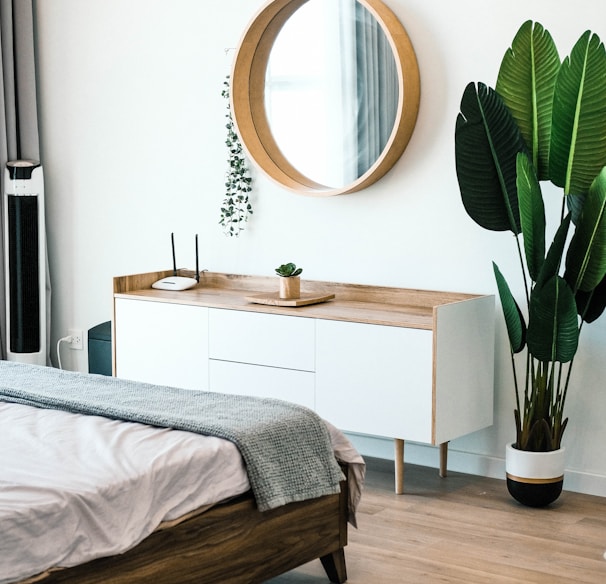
[345,433,606,498]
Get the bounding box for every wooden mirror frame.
[230,0,421,197]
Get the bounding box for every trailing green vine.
[220,76,253,236]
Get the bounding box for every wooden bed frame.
[25,470,349,584]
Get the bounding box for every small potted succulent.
[275,262,303,299]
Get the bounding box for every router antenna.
[195,234,199,283]
[171,232,177,276]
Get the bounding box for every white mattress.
[0,401,250,584]
[0,400,364,584]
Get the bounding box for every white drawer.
[208,309,315,371]
[209,359,315,409]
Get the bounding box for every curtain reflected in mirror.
[265,0,398,189]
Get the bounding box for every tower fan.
[3,160,46,365]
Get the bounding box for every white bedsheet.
[0,401,250,584]
[0,401,365,584]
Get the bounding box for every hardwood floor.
[269,457,606,584]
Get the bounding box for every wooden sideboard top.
[113,271,492,330]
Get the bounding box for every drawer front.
[209,359,315,409]
[114,299,208,390]
[315,319,433,442]
[208,309,315,371]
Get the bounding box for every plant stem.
[559,357,575,423]
[511,349,521,428]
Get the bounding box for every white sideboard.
[113,271,495,493]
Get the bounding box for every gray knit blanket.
[0,361,343,512]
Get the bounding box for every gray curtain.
[355,2,398,177]
[0,0,41,360]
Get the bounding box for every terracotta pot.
[505,443,565,507]
[279,276,300,299]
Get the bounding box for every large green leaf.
[567,192,586,225]
[516,152,545,281]
[527,275,579,362]
[493,262,526,353]
[565,166,606,292]
[549,31,606,195]
[575,273,606,323]
[455,82,527,233]
[496,21,560,180]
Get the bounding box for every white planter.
[505,443,565,507]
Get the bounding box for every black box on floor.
[88,321,112,376]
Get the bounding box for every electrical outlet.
[68,329,83,350]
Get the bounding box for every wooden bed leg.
[394,438,404,494]
[320,548,347,584]
[439,441,449,478]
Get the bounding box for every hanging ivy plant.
[220,76,253,236]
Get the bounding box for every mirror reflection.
[265,0,398,189]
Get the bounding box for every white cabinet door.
[315,319,433,442]
[208,309,315,371]
[114,298,208,390]
[209,360,315,409]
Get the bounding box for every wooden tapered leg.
[394,438,405,494]
[320,549,347,583]
[439,442,449,478]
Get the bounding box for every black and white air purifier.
[3,160,46,365]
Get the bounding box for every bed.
[0,361,364,584]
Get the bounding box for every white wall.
[34,0,606,496]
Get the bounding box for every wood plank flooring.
[269,457,606,584]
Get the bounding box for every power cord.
[56,335,73,370]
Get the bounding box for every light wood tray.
[245,292,335,307]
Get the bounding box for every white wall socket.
[68,329,83,350]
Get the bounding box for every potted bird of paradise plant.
[455,21,606,506]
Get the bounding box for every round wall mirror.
[231,0,420,196]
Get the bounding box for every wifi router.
[152,275,198,291]
[152,233,200,291]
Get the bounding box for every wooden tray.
[245,292,335,307]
